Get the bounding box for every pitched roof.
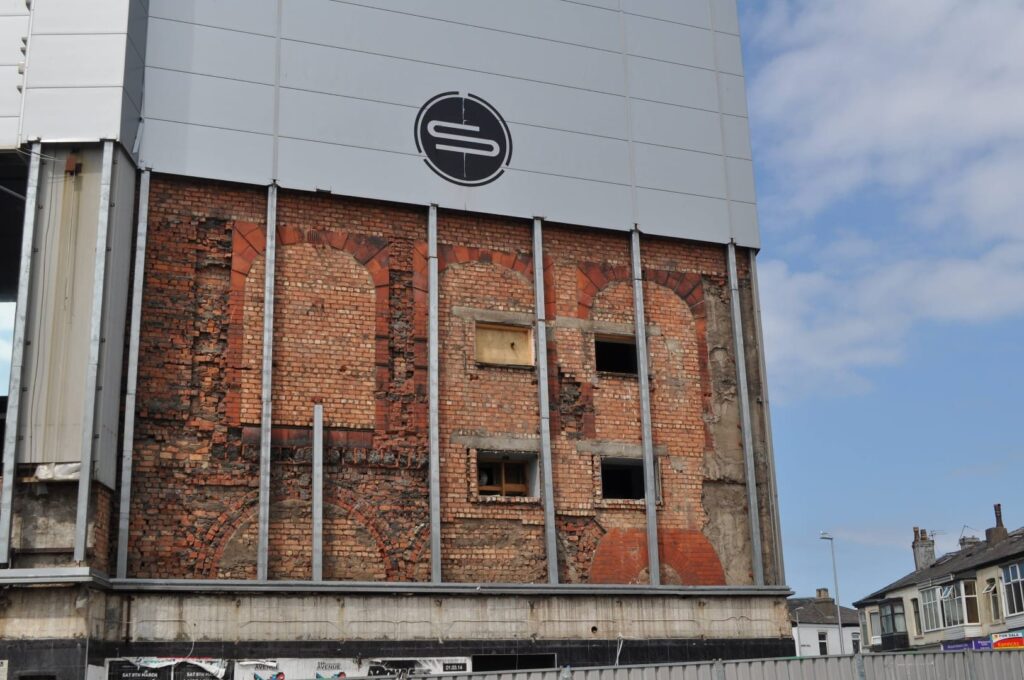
[853,528,1024,607]
[788,597,860,626]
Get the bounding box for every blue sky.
[740,0,1024,604]
[2,2,1022,605]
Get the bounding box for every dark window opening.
[471,655,556,672]
[817,631,828,656]
[595,336,637,374]
[601,459,645,499]
[478,458,531,497]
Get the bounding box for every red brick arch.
[225,221,390,428]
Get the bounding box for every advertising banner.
[234,658,470,680]
[941,640,992,652]
[991,632,1024,649]
[108,659,230,680]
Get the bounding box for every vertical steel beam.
[749,250,785,584]
[427,204,442,583]
[115,168,151,579]
[533,218,558,584]
[75,140,115,563]
[727,241,764,586]
[312,404,323,581]
[0,142,42,565]
[630,229,660,586]
[257,184,278,581]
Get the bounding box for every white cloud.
[747,1,1024,398]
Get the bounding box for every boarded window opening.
[472,655,557,672]
[595,335,637,374]
[601,459,645,499]
[476,323,533,367]
[477,452,536,497]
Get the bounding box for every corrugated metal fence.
[406,652,1024,680]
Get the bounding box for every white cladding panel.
[0,7,27,148]
[141,0,759,246]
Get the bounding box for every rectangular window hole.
[477,452,536,497]
[601,459,645,500]
[595,335,637,374]
[476,323,533,367]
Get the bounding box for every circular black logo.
[415,92,512,187]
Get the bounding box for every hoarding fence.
[407,651,1024,680]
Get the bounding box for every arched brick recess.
[226,222,389,429]
[589,527,725,585]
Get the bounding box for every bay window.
[919,581,981,630]
[1005,562,1024,616]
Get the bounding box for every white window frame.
[920,581,978,631]
[1004,562,1024,617]
[983,577,1002,622]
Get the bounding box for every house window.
[600,459,645,499]
[869,611,881,639]
[1004,562,1024,616]
[851,632,861,654]
[817,631,828,656]
[940,585,964,627]
[921,588,942,631]
[879,600,906,634]
[595,335,638,374]
[477,454,534,497]
[476,323,534,367]
[963,580,979,624]
[859,610,868,642]
[984,578,1002,622]
[911,598,922,635]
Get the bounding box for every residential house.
[854,505,1024,652]
[789,588,861,656]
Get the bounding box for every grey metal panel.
[340,0,622,51]
[149,0,278,37]
[94,145,137,489]
[25,34,128,87]
[624,14,714,70]
[312,403,323,581]
[281,1,626,95]
[633,143,727,198]
[0,16,27,66]
[726,158,756,204]
[427,204,441,582]
[140,118,274,186]
[0,65,21,115]
[26,0,129,34]
[717,72,749,117]
[279,89,630,186]
[621,0,711,28]
[276,137,635,230]
[278,40,628,138]
[21,87,124,141]
[146,18,276,84]
[74,140,115,563]
[116,168,150,580]
[147,69,274,134]
[0,142,40,565]
[629,100,723,156]
[635,189,730,244]
[711,0,741,35]
[714,32,744,77]
[721,114,752,160]
[257,184,277,581]
[729,202,759,248]
[627,57,719,111]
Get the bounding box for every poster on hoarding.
[234,658,470,680]
[941,640,992,652]
[108,659,231,680]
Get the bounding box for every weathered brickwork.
[125,175,773,586]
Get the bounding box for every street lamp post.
[793,605,805,657]
[820,531,845,655]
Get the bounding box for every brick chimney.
[985,504,1009,545]
[959,535,981,550]
[913,527,936,570]
[815,587,831,601]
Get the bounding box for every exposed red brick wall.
[126,176,755,585]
